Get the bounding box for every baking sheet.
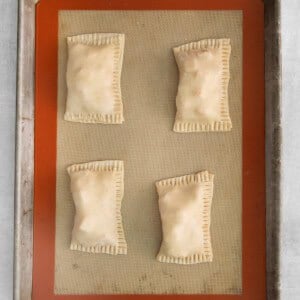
[55,10,242,295]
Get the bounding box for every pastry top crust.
[65,33,125,124]
[68,160,127,255]
[156,171,214,264]
[173,39,232,132]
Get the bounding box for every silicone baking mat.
[56,10,242,295]
[33,1,265,299]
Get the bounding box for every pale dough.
[173,39,232,132]
[64,33,125,124]
[67,160,127,254]
[156,171,214,264]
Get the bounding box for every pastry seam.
[68,160,127,255]
[156,171,213,264]
[64,33,125,124]
[173,38,232,132]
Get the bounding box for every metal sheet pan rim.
[14,0,281,299]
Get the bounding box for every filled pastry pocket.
[64,33,125,124]
[156,171,214,264]
[173,39,232,132]
[67,160,127,255]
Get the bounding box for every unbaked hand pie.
[173,39,232,132]
[156,171,214,264]
[67,160,127,255]
[64,33,125,124]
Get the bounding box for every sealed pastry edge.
[64,33,125,124]
[68,160,127,255]
[173,38,232,132]
[156,170,214,264]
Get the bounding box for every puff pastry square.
[64,33,125,124]
[156,171,214,264]
[67,161,127,255]
[173,39,232,132]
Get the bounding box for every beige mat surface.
[55,10,242,295]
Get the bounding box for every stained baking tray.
[14,0,281,299]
